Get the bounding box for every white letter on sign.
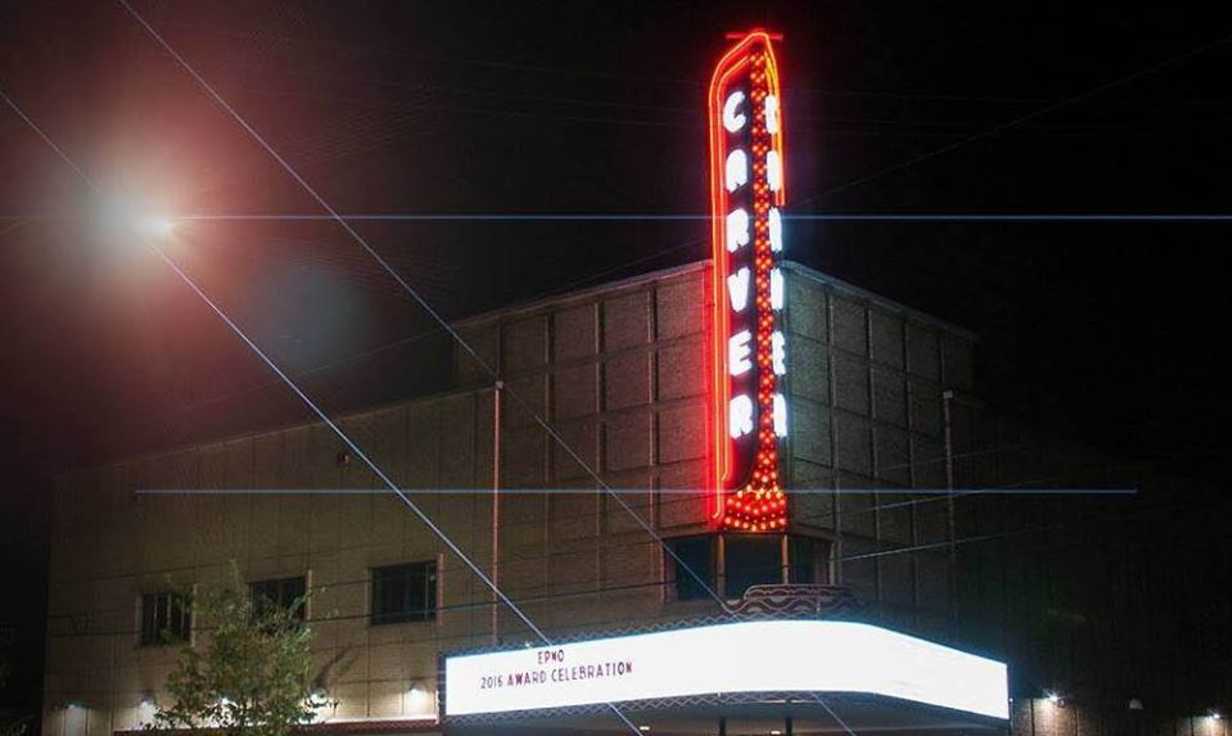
[727,267,750,312]
[726,208,749,252]
[723,91,746,133]
[770,268,783,311]
[769,207,783,253]
[730,394,754,439]
[772,331,787,376]
[725,149,748,192]
[767,150,782,192]
[765,94,780,134]
[729,330,752,376]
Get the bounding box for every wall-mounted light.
[1129,698,1144,711]
[1045,691,1062,707]
[1210,711,1222,721]
[406,681,434,716]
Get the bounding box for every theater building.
[45,252,1019,736]
[41,28,1211,736]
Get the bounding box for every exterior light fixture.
[639,727,650,733]
[139,692,156,708]
[771,731,782,735]
[1129,698,1144,711]
[1211,711,1222,721]
[1046,691,1061,706]
[136,215,176,238]
[406,681,434,717]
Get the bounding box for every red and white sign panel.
[708,31,790,531]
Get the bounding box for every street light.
[136,215,176,239]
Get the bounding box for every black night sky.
[2,0,1231,715]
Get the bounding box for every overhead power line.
[114,0,729,621]
[2,72,652,736]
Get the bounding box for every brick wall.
[46,259,1153,735]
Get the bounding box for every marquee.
[442,620,1009,720]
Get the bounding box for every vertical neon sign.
[708,30,788,532]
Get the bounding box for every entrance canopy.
[442,620,1008,732]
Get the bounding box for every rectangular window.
[250,576,307,623]
[724,535,782,598]
[668,536,716,602]
[371,562,437,625]
[790,536,819,584]
[140,592,191,646]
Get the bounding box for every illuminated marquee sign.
[443,620,1010,719]
[709,31,789,531]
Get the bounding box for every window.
[790,536,820,584]
[371,562,437,625]
[724,535,783,597]
[668,536,716,601]
[140,592,191,646]
[250,576,307,623]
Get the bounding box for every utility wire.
[0,78,646,736]
[115,0,729,620]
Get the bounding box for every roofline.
[56,382,496,484]
[452,258,976,341]
[452,260,709,329]
[782,260,978,341]
[61,258,972,480]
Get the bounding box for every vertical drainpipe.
[491,380,503,645]
[942,388,957,626]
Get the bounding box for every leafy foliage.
[149,569,333,736]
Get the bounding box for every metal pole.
[491,380,503,645]
[785,715,794,735]
[718,716,727,736]
[943,388,957,625]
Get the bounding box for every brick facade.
[44,260,1162,736]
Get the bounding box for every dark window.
[250,576,307,623]
[140,592,191,646]
[668,536,716,601]
[790,536,819,584]
[371,562,437,625]
[724,535,782,597]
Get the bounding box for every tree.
[0,657,33,736]
[149,569,336,736]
